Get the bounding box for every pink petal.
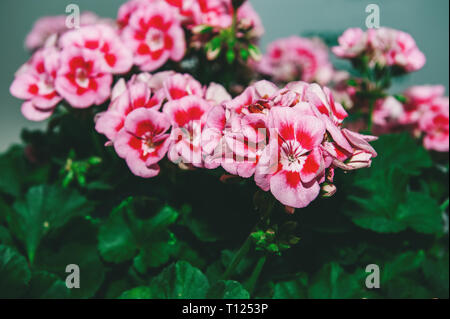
[300,148,324,183]
[21,101,54,121]
[270,170,321,208]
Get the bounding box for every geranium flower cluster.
[119,0,263,34]
[258,36,334,85]
[96,73,377,210]
[11,0,263,121]
[332,27,426,72]
[24,11,103,51]
[374,85,449,152]
[11,21,133,120]
[95,71,231,177]
[118,0,263,70]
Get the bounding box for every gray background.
[0,0,448,151]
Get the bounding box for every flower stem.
[368,97,376,133]
[221,195,275,281]
[245,254,267,295]
[221,235,253,280]
[441,198,449,212]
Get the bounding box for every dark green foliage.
[0,126,448,298]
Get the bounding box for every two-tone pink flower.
[114,108,171,177]
[254,106,326,208]
[258,36,333,84]
[10,47,62,121]
[121,1,186,71]
[95,72,166,142]
[333,27,426,73]
[372,85,449,152]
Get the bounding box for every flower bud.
[333,150,373,170]
[192,25,213,35]
[284,205,295,214]
[207,46,221,60]
[321,183,337,198]
[248,44,262,61]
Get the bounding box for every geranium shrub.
[0,0,448,299]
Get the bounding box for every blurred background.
[0,0,448,151]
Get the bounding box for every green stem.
[231,6,237,35]
[245,254,267,295]
[368,97,376,133]
[221,196,275,280]
[440,198,449,212]
[221,235,253,280]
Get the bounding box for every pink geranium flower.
[121,1,186,71]
[163,73,204,100]
[419,97,449,152]
[372,85,449,153]
[60,24,133,74]
[118,0,150,29]
[10,47,62,121]
[329,129,378,170]
[379,29,426,72]
[305,83,353,153]
[95,73,165,142]
[333,27,426,73]
[373,96,405,133]
[332,28,367,58]
[195,0,263,36]
[55,47,113,108]
[163,95,212,167]
[25,12,100,50]
[255,106,326,208]
[114,108,171,177]
[401,85,446,125]
[236,2,265,38]
[165,0,202,25]
[258,36,333,84]
[201,80,277,177]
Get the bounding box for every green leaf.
[0,225,13,246]
[308,262,365,299]
[396,192,443,234]
[347,134,436,233]
[26,271,69,299]
[0,146,50,197]
[378,251,429,298]
[0,245,31,298]
[240,48,249,62]
[179,205,220,242]
[119,286,153,299]
[422,253,449,298]
[0,197,12,220]
[98,198,179,270]
[381,250,425,283]
[173,241,207,270]
[150,261,209,299]
[133,238,175,272]
[98,199,138,263]
[368,133,432,175]
[272,273,308,299]
[103,277,135,299]
[226,48,236,64]
[8,185,92,263]
[35,242,105,299]
[0,147,22,197]
[207,280,249,299]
